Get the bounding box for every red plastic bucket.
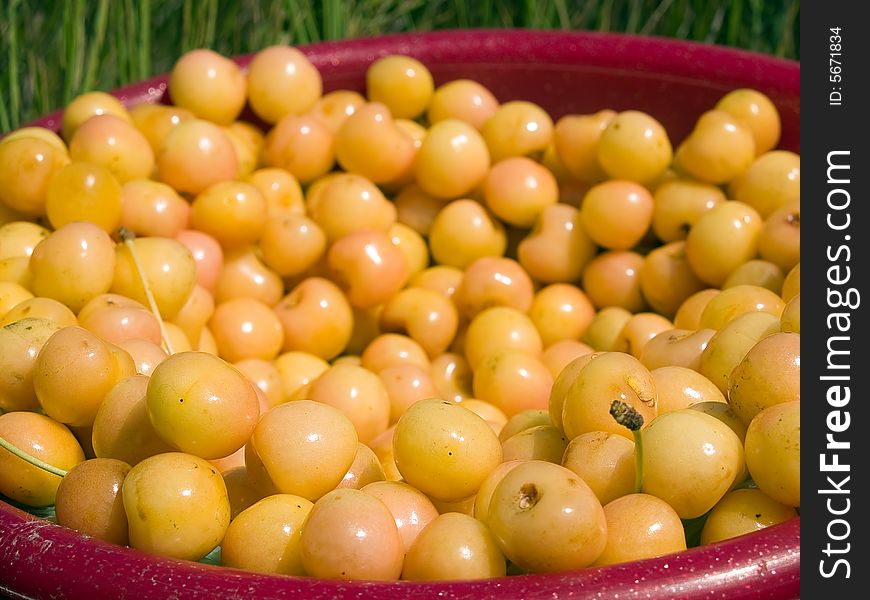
[1,29,799,600]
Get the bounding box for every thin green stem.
[632,428,644,493]
[0,435,68,478]
[118,228,175,355]
[609,399,645,493]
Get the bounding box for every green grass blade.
[478,0,494,26]
[522,0,537,27]
[0,0,802,133]
[453,0,469,28]
[775,1,799,58]
[0,85,10,134]
[704,3,727,44]
[28,50,51,118]
[61,0,86,105]
[641,0,674,35]
[725,0,743,46]
[204,0,218,48]
[182,0,193,52]
[323,0,346,40]
[4,0,22,131]
[139,0,151,80]
[124,0,139,79]
[674,0,693,39]
[553,0,570,29]
[748,0,764,52]
[83,0,110,91]
[625,0,643,33]
[597,0,614,32]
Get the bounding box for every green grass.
[0,0,799,134]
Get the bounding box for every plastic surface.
[1,29,799,600]
[0,502,799,600]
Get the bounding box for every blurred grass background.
[1,0,799,134]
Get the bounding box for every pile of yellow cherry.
[0,44,799,580]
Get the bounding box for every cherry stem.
[610,399,644,494]
[0,434,68,478]
[118,227,175,355]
